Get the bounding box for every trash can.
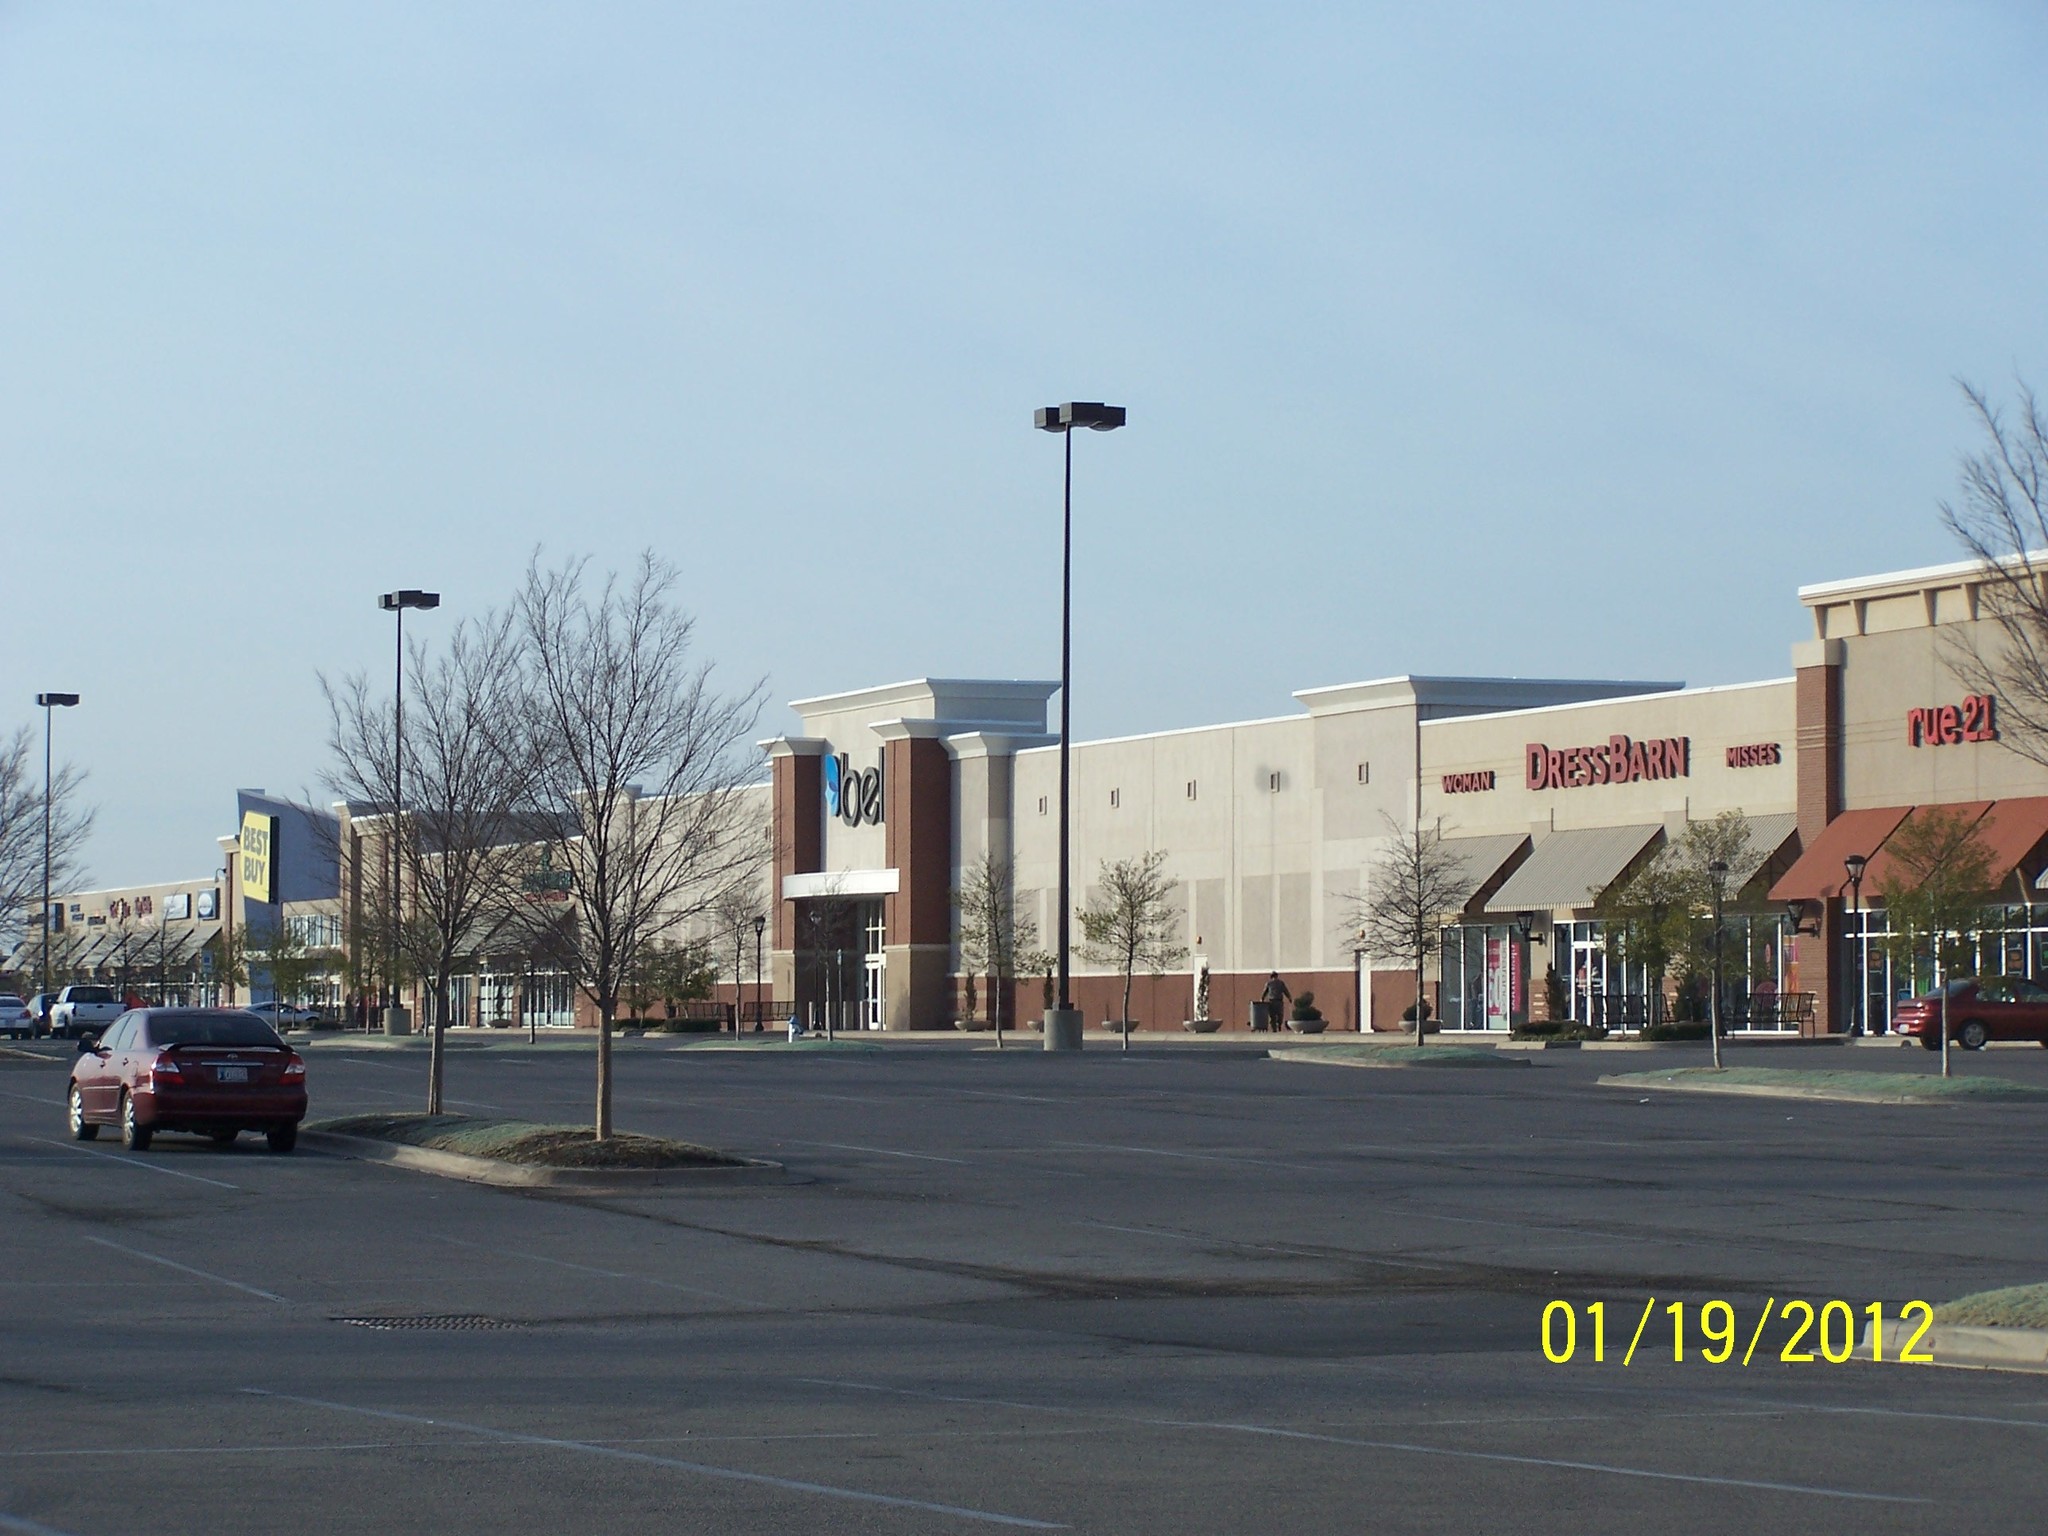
[1249,1000,1270,1032]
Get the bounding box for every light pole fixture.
[1707,859,1729,1070]
[1034,401,1126,1052]
[1843,853,1868,1037]
[377,589,439,1037]
[753,913,766,1037]
[35,692,80,1011]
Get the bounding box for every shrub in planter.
[1289,991,1327,1034]
[1399,999,1441,1033]
[1641,1021,1712,1042]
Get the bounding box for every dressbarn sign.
[1525,734,1690,791]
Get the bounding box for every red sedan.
[1891,977,2048,1051]
[68,1008,307,1152]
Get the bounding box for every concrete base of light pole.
[383,1005,411,1037]
[1042,1007,1083,1052]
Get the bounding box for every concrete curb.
[1269,1048,1528,1070]
[1859,1317,2048,1372]
[299,1131,786,1190]
[1598,1073,2046,1106]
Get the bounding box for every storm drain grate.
[332,1314,522,1331]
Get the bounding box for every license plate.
[217,1066,249,1083]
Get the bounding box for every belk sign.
[824,753,883,827]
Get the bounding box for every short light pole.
[377,589,439,1037]
[1034,401,1126,1053]
[1843,853,1868,1037]
[1707,859,1729,1069]
[35,692,80,1011]
[752,914,765,1038]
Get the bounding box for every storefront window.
[1437,924,1526,1030]
[1845,903,2045,1033]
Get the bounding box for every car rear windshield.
[142,1013,285,1048]
[67,986,116,1003]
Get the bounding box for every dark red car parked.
[1891,976,2048,1051]
[68,1008,307,1152]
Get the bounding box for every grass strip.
[1935,1282,2048,1329]
[1606,1066,2048,1104]
[305,1112,747,1168]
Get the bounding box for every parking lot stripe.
[239,1389,1067,1529]
[798,1379,1930,1506]
[786,1139,969,1164]
[433,1236,757,1306]
[0,1511,84,1535]
[26,1137,241,1190]
[82,1236,287,1303]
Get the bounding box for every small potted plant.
[1185,962,1221,1032]
[1289,991,1327,1034]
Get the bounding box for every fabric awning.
[1769,806,1912,902]
[1486,824,1662,913]
[1861,802,1992,894]
[1723,811,1800,895]
[1975,798,2048,894]
[1439,834,1531,912]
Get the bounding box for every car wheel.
[266,1124,297,1155]
[68,1085,98,1142]
[1918,1033,1940,1051]
[120,1093,151,1152]
[209,1128,239,1146]
[1959,1019,1990,1051]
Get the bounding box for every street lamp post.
[753,914,765,1037]
[377,590,439,1037]
[35,692,80,1013]
[1034,401,1126,1053]
[1844,853,1868,1037]
[1707,859,1729,1069]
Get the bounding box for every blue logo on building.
[823,753,843,817]
[821,752,883,827]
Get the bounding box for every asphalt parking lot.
[5,1035,2048,1534]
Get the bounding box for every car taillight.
[149,1054,183,1084]
[282,1056,305,1079]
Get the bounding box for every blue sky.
[5,3,2046,887]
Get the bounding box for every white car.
[246,1001,321,1029]
[0,994,34,1040]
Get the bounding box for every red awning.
[1860,802,1992,894]
[1768,806,1913,903]
[1972,797,2048,893]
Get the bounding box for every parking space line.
[1050,1140,1312,1173]
[798,1379,1929,1506]
[82,1236,287,1303]
[240,1388,1066,1529]
[25,1137,241,1190]
[434,1236,757,1307]
[784,1139,969,1164]
[0,1511,83,1536]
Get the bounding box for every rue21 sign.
[1907,694,1998,747]
[824,753,884,827]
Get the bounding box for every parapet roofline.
[1419,675,1795,729]
[1294,675,1684,718]
[1797,549,2048,604]
[787,677,1059,717]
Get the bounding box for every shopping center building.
[764,553,2048,1038]
[16,553,2048,1039]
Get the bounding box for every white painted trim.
[781,869,900,899]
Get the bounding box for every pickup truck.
[48,985,125,1040]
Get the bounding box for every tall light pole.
[1034,401,1126,1052]
[1843,853,1868,1037]
[378,590,439,1036]
[35,692,80,1013]
[753,914,765,1037]
[1707,859,1729,1069]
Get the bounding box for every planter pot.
[1184,1018,1221,1034]
[1290,1017,1327,1034]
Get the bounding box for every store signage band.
[1441,770,1496,794]
[824,752,884,827]
[1907,694,1997,747]
[1725,742,1782,768]
[239,810,279,904]
[1526,735,1690,791]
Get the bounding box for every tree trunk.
[1940,980,1950,1079]
[990,969,1002,1049]
[1414,961,1425,1046]
[427,970,448,1115]
[596,1003,614,1139]
[1121,965,1134,1050]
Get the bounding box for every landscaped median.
[1267,1041,1529,1070]
[300,1112,782,1189]
[1860,1283,2048,1373]
[1600,1065,2048,1105]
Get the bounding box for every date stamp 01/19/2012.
[1540,1298,1935,1367]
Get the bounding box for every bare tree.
[711,885,763,1036]
[517,552,764,1138]
[956,854,1038,1047]
[0,724,94,962]
[1351,815,1468,1046]
[324,608,539,1113]
[1077,850,1187,1050]
[1940,378,2048,764]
